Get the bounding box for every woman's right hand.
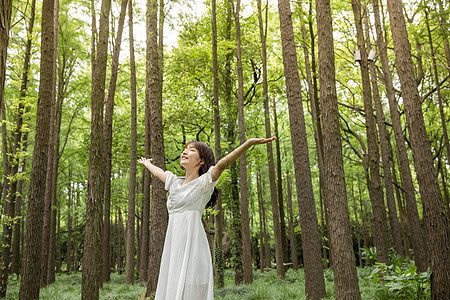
[138,157,152,165]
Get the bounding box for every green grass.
[4,266,430,299]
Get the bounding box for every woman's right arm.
[138,157,167,183]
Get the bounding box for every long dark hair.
[184,141,218,208]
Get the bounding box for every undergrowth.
[4,255,430,299]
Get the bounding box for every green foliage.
[370,257,431,300]
[362,246,378,266]
[4,273,146,299]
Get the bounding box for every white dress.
[155,166,218,300]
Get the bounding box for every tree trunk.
[278,0,326,296]
[18,0,56,297]
[211,0,224,288]
[256,0,284,279]
[101,0,128,283]
[0,2,13,199]
[117,208,123,274]
[44,0,60,285]
[372,0,427,271]
[351,0,389,264]
[125,0,137,284]
[2,0,35,282]
[286,170,298,270]
[256,172,266,271]
[81,0,111,297]
[67,171,73,273]
[315,0,361,298]
[364,9,403,255]
[145,0,167,294]
[387,0,450,296]
[230,0,253,284]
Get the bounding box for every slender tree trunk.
[257,172,265,272]
[211,0,224,287]
[230,0,253,284]
[372,0,427,270]
[286,170,298,270]
[81,0,111,297]
[351,0,389,263]
[278,0,326,296]
[146,0,167,294]
[18,0,56,297]
[2,0,35,281]
[315,0,361,298]
[257,0,284,279]
[139,104,151,282]
[117,208,123,274]
[273,97,288,265]
[387,0,450,296]
[361,9,404,256]
[125,0,137,285]
[0,2,13,192]
[101,0,128,283]
[67,171,73,274]
[42,0,60,286]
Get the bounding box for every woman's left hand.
[247,137,276,146]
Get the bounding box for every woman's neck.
[182,168,200,185]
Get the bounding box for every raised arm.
[211,137,276,182]
[138,157,167,183]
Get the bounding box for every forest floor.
[4,266,430,299]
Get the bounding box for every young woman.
[138,137,275,300]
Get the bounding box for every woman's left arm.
[211,137,276,182]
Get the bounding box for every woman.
[138,137,275,300]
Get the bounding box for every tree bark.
[387,0,450,296]
[257,0,284,279]
[372,0,427,270]
[230,0,253,284]
[145,0,167,294]
[286,170,298,270]
[125,0,137,284]
[315,0,361,298]
[363,6,403,255]
[18,0,56,297]
[81,0,111,297]
[278,0,326,296]
[211,0,224,288]
[351,0,389,264]
[101,0,128,283]
[2,0,35,281]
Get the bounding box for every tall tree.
[351,0,389,264]
[257,0,284,279]
[211,0,225,288]
[386,0,450,296]
[81,0,111,297]
[125,0,137,285]
[372,0,427,270]
[285,170,298,270]
[18,0,56,297]
[277,0,326,297]
[315,0,361,298]
[0,0,13,217]
[231,0,253,284]
[146,0,167,294]
[362,7,403,256]
[102,0,128,283]
[40,0,60,287]
[0,0,35,292]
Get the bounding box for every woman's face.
[180,143,204,170]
